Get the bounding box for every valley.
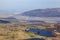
[0,8,60,40]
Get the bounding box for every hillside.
[0,20,10,23]
[0,23,60,40]
[21,8,60,17]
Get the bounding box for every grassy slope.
[0,23,60,40]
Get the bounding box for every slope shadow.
[25,28,56,37]
[25,38,45,40]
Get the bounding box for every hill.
[0,20,10,23]
[21,8,60,17]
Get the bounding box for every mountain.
[28,20,44,22]
[13,8,60,23]
[0,8,60,23]
[21,8,60,17]
[0,12,19,22]
[19,20,45,24]
[0,20,10,23]
[27,20,45,24]
[1,17,19,22]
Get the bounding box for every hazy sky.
[0,0,60,12]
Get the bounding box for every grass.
[0,23,59,40]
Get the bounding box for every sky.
[0,0,60,12]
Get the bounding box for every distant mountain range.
[0,17,18,22]
[21,8,60,17]
[0,8,60,23]
[13,8,60,23]
[0,20,10,23]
